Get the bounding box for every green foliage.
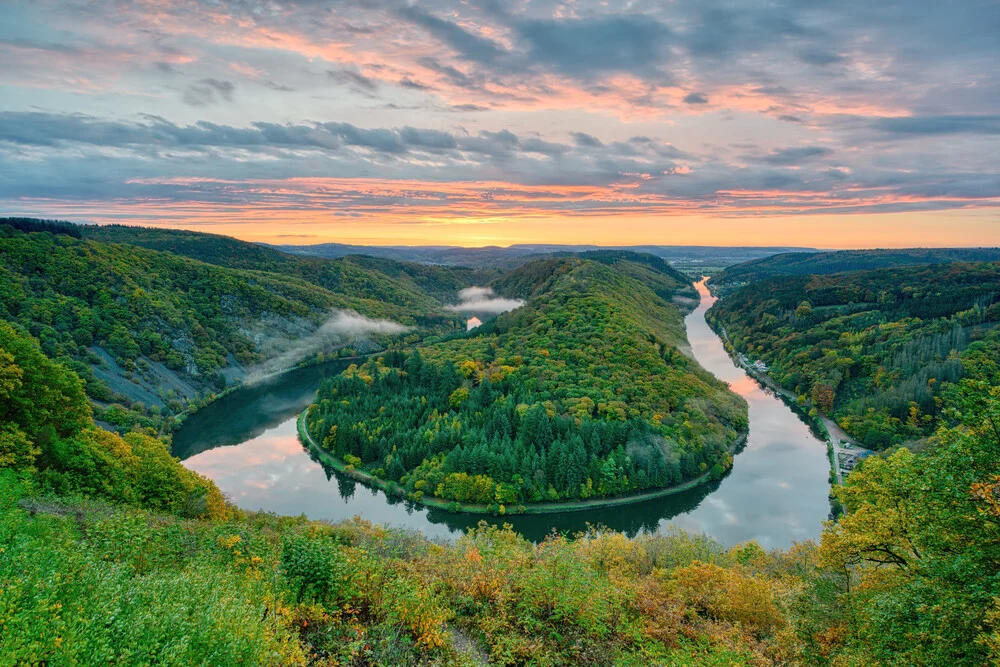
[281,532,355,607]
[0,224,468,432]
[81,222,495,311]
[6,221,996,665]
[0,217,82,238]
[710,261,1000,447]
[0,323,228,518]
[819,381,1000,665]
[0,496,305,666]
[308,258,747,505]
[3,370,998,665]
[713,247,1000,291]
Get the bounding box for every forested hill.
[3,228,999,664]
[4,315,1000,663]
[0,223,466,434]
[306,256,748,509]
[709,261,1000,448]
[79,223,498,304]
[711,247,1000,292]
[560,250,699,308]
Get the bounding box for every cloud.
[248,310,410,380]
[319,311,410,337]
[398,6,508,65]
[757,146,833,166]
[683,92,709,105]
[265,80,295,92]
[445,286,525,313]
[0,111,686,192]
[798,50,844,66]
[2,108,999,224]
[399,76,433,91]
[182,78,235,106]
[572,132,603,147]
[872,115,1000,136]
[327,68,379,93]
[512,15,672,81]
[449,103,490,112]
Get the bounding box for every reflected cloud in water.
[177,282,831,548]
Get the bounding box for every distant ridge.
[712,247,1000,290]
[274,241,818,268]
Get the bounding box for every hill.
[0,223,467,434]
[305,255,748,510]
[3,316,999,665]
[711,247,1000,293]
[79,223,497,307]
[278,240,815,270]
[709,261,1000,448]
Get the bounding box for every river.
[174,279,831,547]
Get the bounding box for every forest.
[2,318,998,665]
[2,219,998,664]
[81,223,498,305]
[306,256,747,508]
[0,220,473,435]
[711,247,1000,294]
[709,261,1000,448]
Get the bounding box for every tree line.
[709,261,1000,448]
[308,257,747,509]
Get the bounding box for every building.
[840,449,873,472]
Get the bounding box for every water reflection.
[178,280,830,547]
[172,361,354,459]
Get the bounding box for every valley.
[2,218,998,665]
[175,278,831,547]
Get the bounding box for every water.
[176,280,831,547]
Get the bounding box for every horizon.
[6,217,1000,251]
[3,1,1000,246]
[13,217,1000,251]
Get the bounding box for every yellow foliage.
[669,561,786,637]
[576,529,650,578]
[820,449,922,572]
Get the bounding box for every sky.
[1,0,999,247]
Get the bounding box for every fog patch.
[626,433,679,467]
[247,310,409,383]
[445,286,524,314]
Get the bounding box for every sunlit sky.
[2,0,999,247]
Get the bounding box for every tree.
[810,383,836,413]
[448,387,469,410]
[819,380,1000,665]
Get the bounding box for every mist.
[445,286,524,314]
[245,310,410,383]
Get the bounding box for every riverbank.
[297,408,748,516]
[706,317,849,517]
[169,353,370,432]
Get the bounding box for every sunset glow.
[2,0,999,246]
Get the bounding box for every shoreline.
[297,407,748,516]
[705,314,848,517]
[169,353,369,431]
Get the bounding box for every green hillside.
[0,222,466,433]
[80,223,497,312]
[305,256,748,509]
[711,247,1000,293]
[709,261,1000,448]
[3,318,999,665]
